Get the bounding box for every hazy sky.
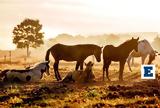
[1,0,160,49]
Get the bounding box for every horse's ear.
[154,50,158,53]
[132,37,134,40]
[91,63,94,66]
[84,62,87,66]
[136,37,139,41]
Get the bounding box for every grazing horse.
[62,61,95,83]
[0,61,50,82]
[127,39,157,72]
[103,37,139,81]
[45,43,102,81]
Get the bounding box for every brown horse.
[45,43,102,81]
[103,37,139,81]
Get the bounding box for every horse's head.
[85,61,94,71]
[130,37,139,52]
[44,61,50,76]
[94,46,102,62]
[37,61,50,76]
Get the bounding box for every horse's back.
[50,43,100,61]
[50,44,76,60]
[103,45,116,57]
[103,45,129,61]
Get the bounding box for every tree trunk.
[27,45,29,57]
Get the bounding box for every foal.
[62,61,95,83]
[103,37,139,81]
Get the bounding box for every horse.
[127,39,157,72]
[62,61,95,83]
[45,43,102,81]
[0,61,50,82]
[103,37,139,81]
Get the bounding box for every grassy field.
[0,56,160,108]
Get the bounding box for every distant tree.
[54,33,74,44]
[152,36,160,52]
[106,34,120,45]
[56,33,73,41]
[12,18,44,57]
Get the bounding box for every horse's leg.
[105,60,111,81]
[103,61,106,81]
[131,57,134,65]
[54,61,59,81]
[119,60,126,81]
[54,60,61,81]
[75,61,80,70]
[127,55,132,72]
[56,60,62,80]
[80,60,84,70]
[141,55,147,64]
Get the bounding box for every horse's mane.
[140,39,154,51]
[118,39,132,47]
[32,61,45,68]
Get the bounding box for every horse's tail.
[45,48,51,61]
[0,70,8,78]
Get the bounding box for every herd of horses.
[45,37,159,82]
[0,37,159,83]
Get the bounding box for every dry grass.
[0,56,160,107]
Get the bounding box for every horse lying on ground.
[45,43,102,81]
[127,39,158,72]
[103,37,139,81]
[0,61,50,82]
[62,61,95,83]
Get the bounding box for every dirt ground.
[0,56,160,108]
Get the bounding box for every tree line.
[12,18,160,57]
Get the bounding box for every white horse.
[0,61,50,82]
[127,39,157,72]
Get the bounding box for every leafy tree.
[13,18,44,57]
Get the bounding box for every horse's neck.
[120,45,135,55]
[32,66,43,75]
[32,68,43,79]
[88,46,95,54]
[139,40,154,54]
[84,68,92,73]
[33,66,41,70]
[88,45,98,54]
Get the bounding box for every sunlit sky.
[1,0,160,50]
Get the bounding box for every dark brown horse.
[103,37,139,81]
[45,43,102,81]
